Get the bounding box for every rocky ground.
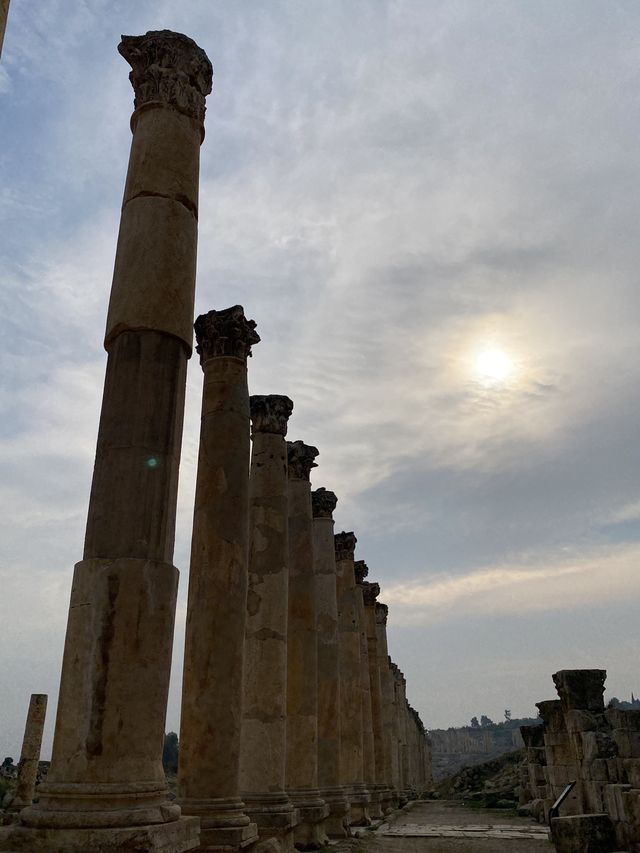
[434,749,524,810]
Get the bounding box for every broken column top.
[311,487,338,518]
[287,440,319,480]
[119,30,213,127]
[361,580,380,606]
[354,559,368,583]
[553,669,607,713]
[194,305,260,365]
[535,699,566,731]
[375,601,388,623]
[250,394,293,435]
[520,724,545,748]
[334,530,357,561]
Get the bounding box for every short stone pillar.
[362,585,393,814]
[375,604,399,810]
[14,30,212,853]
[240,394,298,851]
[10,695,47,811]
[178,306,260,851]
[335,532,371,826]
[312,489,350,838]
[536,699,582,818]
[286,441,329,849]
[354,562,381,819]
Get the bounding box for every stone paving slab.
[379,823,550,840]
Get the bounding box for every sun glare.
[473,348,514,384]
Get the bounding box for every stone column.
[362,583,392,814]
[536,699,582,819]
[375,604,399,810]
[10,695,47,811]
[178,306,260,851]
[240,395,298,851]
[354,562,381,820]
[335,532,371,826]
[390,662,408,805]
[14,30,212,853]
[286,441,329,849]
[312,488,350,838]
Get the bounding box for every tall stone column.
[13,30,212,853]
[240,395,299,851]
[390,662,407,805]
[375,604,399,810]
[335,532,371,826]
[178,306,260,851]
[354,561,381,820]
[286,441,329,849]
[362,584,393,814]
[10,694,48,811]
[312,488,350,838]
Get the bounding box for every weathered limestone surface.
[11,695,48,811]
[354,563,381,820]
[240,395,299,851]
[178,307,259,852]
[6,31,212,853]
[375,604,400,811]
[286,441,329,849]
[362,585,393,814]
[312,489,350,838]
[335,533,371,826]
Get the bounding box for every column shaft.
[375,605,399,810]
[312,489,350,838]
[178,307,259,851]
[11,695,47,810]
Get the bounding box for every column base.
[243,795,299,853]
[179,797,258,852]
[319,787,350,838]
[0,816,200,852]
[367,787,383,820]
[348,784,371,827]
[287,791,329,850]
[380,788,398,814]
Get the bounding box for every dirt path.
[344,800,553,853]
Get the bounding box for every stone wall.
[522,669,640,852]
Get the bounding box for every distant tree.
[470,716,480,728]
[480,715,494,727]
[608,697,620,709]
[1,758,13,768]
[162,732,179,774]
[504,709,512,721]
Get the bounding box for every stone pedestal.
[312,489,351,838]
[240,395,299,852]
[334,533,371,827]
[4,31,212,853]
[354,562,381,820]
[10,694,48,811]
[178,307,260,852]
[286,442,329,849]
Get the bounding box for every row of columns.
[0,29,430,853]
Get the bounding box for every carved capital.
[354,559,369,584]
[194,305,259,365]
[334,531,357,562]
[311,488,338,519]
[361,580,380,606]
[287,440,319,480]
[250,395,293,435]
[119,30,213,127]
[375,601,389,624]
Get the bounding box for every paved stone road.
[343,800,553,853]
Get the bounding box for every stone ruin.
[520,668,640,852]
[0,29,432,853]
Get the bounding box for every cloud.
[383,543,640,623]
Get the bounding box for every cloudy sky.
[2,0,640,759]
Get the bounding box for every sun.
[473,347,514,384]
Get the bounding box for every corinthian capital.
[311,487,338,519]
[361,580,380,606]
[354,559,369,584]
[287,440,319,480]
[250,395,293,436]
[334,531,357,561]
[119,30,213,126]
[194,305,260,365]
[375,601,388,624]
